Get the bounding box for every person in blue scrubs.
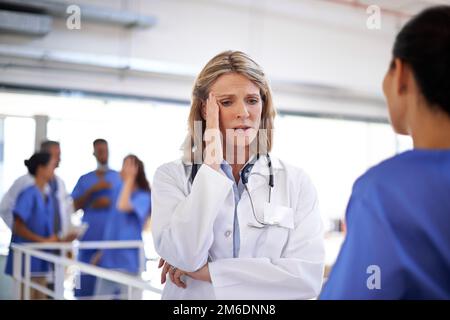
[94,155,151,299]
[71,139,121,297]
[320,6,450,299]
[5,152,74,299]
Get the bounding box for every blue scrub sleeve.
[111,184,122,202]
[13,188,34,223]
[71,176,86,200]
[130,191,151,226]
[320,183,404,299]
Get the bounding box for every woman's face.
[209,73,263,149]
[40,158,57,181]
[120,156,137,181]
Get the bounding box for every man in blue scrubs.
[320,6,450,299]
[72,139,121,297]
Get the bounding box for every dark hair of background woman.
[24,152,51,176]
[125,154,151,192]
[392,5,450,116]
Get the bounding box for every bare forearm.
[13,217,52,243]
[73,188,93,211]
[117,179,134,212]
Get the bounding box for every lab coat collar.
[181,153,282,169]
[181,153,283,190]
[246,154,283,191]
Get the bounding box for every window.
[0,116,35,253]
[273,114,412,221]
[47,99,190,191]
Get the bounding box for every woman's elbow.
[304,265,325,299]
[153,235,208,272]
[177,253,208,272]
[159,248,208,273]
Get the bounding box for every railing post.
[138,245,144,275]
[24,253,31,300]
[60,248,67,259]
[54,248,67,299]
[12,248,23,300]
[54,262,65,299]
[10,241,161,300]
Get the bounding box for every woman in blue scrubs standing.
[5,152,75,299]
[94,155,151,299]
[320,5,450,299]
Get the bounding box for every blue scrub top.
[99,184,151,274]
[71,169,121,242]
[320,149,450,299]
[5,185,55,276]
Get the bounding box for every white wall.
[0,0,406,119]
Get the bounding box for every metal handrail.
[23,240,145,249]
[10,241,162,300]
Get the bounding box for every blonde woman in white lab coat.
[151,51,325,300]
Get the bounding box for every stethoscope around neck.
[189,153,276,228]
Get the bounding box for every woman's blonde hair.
[182,50,276,163]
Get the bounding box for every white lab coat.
[151,155,325,300]
[0,174,74,237]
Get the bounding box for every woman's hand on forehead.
[204,92,223,170]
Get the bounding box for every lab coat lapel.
[246,155,283,192]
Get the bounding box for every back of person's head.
[24,152,51,176]
[392,5,450,116]
[93,138,108,147]
[40,140,60,152]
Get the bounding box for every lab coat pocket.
[263,202,295,229]
[254,203,295,258]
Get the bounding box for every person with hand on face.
[152,51,325,300]
[320,6,450,300]
[93,155,151,299]
[71,138,121,298]
[4,152,77,299]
